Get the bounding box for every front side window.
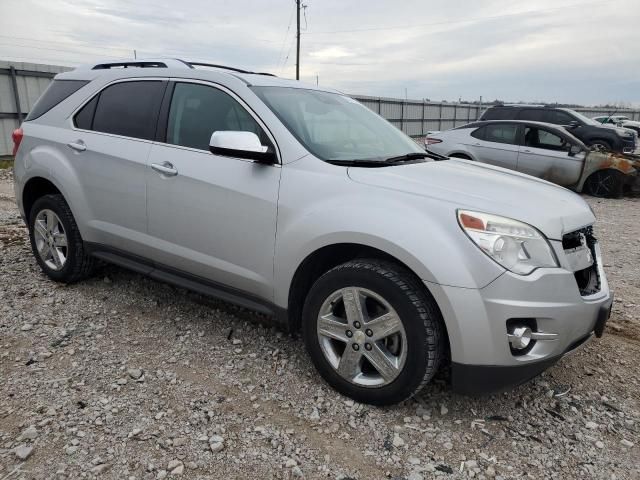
[484,124,518,145]
[544,110,574,125]
[252,87,423,162]
[87,81,165,140]
[524,127,569,151]
[166,83,271,151]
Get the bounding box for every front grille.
[563,226,600,296]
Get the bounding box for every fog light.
[508,326,533,350]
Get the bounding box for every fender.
[272,157,504,309]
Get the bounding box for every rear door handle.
[522,149,532,153]
[151,161,178,177]
[67,141,86,152]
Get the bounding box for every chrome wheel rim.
[33,209,68,271]
[317,287,407,387]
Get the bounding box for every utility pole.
[134,49,137,59]
[296,0,301,80]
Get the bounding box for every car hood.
[348,159,594,240]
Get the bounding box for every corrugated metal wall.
[0,61,71,156]
[1,59,640,154]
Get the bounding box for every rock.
[408,456,421,465]
[14,444,33,460]
[595,440,604,449]
[408,472,424,480]
[292,466,304,477]
[21,323,33,331]
[309,407,320,421]
[585,421,598,430]
[173,437,187,447]
[168,459,184,475]
[18,425,38,441]
[157,470,168,479]
[186,461,198,470]
[91,464,111,475]
[392,433,405,448]
[210,441,224,453]
[285,458,297,467]
[128,368,143,380]
[440,404,449,416]
[65,445,78,455]
[620,439,634,448]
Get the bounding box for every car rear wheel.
[583,169,625,198]
[28,194,96,283]
[302,259,445,405]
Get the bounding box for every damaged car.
[426,120,640,197]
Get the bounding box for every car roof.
[54,57,341,94]
[458,120,569,131]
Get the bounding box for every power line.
[276,2,296,67]
[303,0,616,34]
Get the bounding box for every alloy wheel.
[33,209,68,271]
[316,287,407,387]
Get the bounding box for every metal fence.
[0,61,72,156]
[351,94,640,137]
[2,59,640,154]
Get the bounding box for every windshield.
[252,87,423,162]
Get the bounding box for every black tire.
[583,169,625,198]
[28,194,95,283]
[302,259,445,406]
[587,139,612,152]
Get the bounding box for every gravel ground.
[1,168,638,480]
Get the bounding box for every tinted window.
[517,109,545,121]
[26,80,88,121]
[482,108,517,120]
[167,83,271,151]
[544,110,574,125]
[470,127,485,140]
[74,95,98,130]
[92,81,165,140]
[524,127,569,151]
[484,124,518,144]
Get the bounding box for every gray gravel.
[1,168,638,479]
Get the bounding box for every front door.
[517,126,584,186]
[145,81,281,301]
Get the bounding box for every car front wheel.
[302,259,445,405]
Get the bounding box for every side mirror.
[209,131,276,164]
[567,121,580,129]
[568,144,582,157]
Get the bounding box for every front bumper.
[427,242,612,395]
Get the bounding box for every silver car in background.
[426,120,640,197]
[12,59,612,405]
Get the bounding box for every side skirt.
[84,242,289,328]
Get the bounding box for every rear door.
[466,123,520,170]
[517,126,584,185]
[69,79,166,255]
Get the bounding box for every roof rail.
[75,58,276,76]
[502,103,546,108]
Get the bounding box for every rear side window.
[90,81,165,140]
[484,124,518,145]
[26,80,88,121]
[482,108,517,120]
[517,109,545,121]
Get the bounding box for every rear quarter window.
[25,80,89,121]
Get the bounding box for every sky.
[1,0,639,106]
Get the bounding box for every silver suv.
[12,59,612,405]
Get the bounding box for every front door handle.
[151,161,178,177]
[67,140,86,152]
[522,149,532,153]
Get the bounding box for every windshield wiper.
[383,152,430,163]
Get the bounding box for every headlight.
[457,210,558,275]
